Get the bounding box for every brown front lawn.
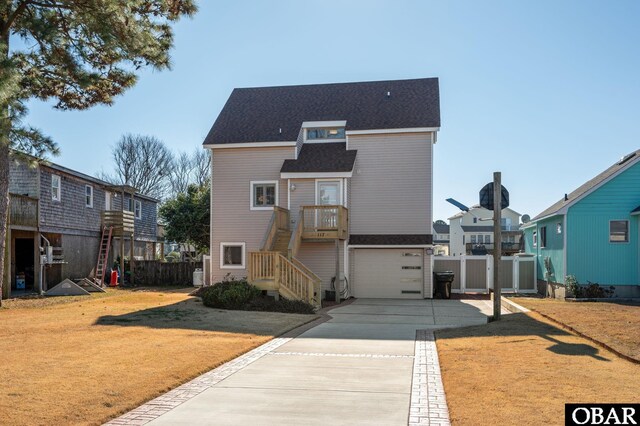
[0,288,316,425]
[511,297,640,361]
[436,312,640,426]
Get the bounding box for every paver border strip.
[104,313,331,425]
[409,330,451,426]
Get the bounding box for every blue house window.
[609,220,629,243]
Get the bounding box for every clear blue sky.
[25,0,640,221]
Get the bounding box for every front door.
[316,181,341,229]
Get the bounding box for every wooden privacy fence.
[134,261,202,286]
[433,255,537,294]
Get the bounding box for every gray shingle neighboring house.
[203,78,442,300]
[4,156,159,297]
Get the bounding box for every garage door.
[352,249,424,299]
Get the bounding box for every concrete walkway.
[107,299,493,426]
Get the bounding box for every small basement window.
[220,242,245,269]
[251,181,277,210]
[610,220,629,243]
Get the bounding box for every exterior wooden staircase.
[94,226,113,286]
[249,207,322,307]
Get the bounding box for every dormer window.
[306,127,345,141]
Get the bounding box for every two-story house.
[4,155,159,298]
[448,205,522,256]
[203,78,440,303]
[433,220,450,255]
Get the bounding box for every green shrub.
[196,276,316,313]
[565,275,615,298]
[199,278,261,310]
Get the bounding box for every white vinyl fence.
[433,255,537,294]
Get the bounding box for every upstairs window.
[610,220,629,243]
[251,181,277,210]
[306,128,345,141]
[484,235,491,244]
[126,198,133,212]
[51,175,61,201]
[134,200,142,219]
[533,231,538,247]
[470,235,477,244]
[85,185,93,208]
[540,226,547,248]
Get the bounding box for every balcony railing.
[300,205,348,240]
[9,194,38,229]
[102,210,135,236]
[466,242,521,254]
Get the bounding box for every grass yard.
[436,312,640,426]
[0,288,316,426]
[511,297,640,361]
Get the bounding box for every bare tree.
[169,152,194,196]
[167,148,210,197]
[192,148,211,187]
[100,134,174,199]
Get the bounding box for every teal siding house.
[522,150,640,298]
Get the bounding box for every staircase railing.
[288,212,303,259]
[260,207,290,251]
[248,251,320,307]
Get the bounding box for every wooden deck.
[102,210,135,236]
[300,205,348,240]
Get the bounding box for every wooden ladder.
[95,226,113,286]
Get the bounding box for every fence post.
[486,255,493,292]
[513,256,519,293]
[460,255,467,293]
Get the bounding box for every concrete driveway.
[112,299,491,426]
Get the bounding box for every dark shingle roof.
[204,78,440,145]
[349,234,433,246]
[531,150,640,221]
[281,143,357,173]
[433,223,450,233]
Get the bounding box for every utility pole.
[492,172,502,321]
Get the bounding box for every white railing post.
[513,256,520,293]
[486,254,493,292]
[460,255,467,293]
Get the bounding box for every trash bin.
[433,271,455,299]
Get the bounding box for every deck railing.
[260,207,289,251]
[300,205,348,240]
[9,194,38,229]
[102,210,135,236]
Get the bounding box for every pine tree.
[0,1,197,304]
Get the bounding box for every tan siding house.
[204,78,441,302]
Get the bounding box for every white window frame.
[85,185,93,208]
[51,174,61,202]
[105,191,112,211]
[533,231,538,248]
[134,200,142,220]
[220,242,246,269]
[250,180,278,211]
[609,220,629,243]
[315,179,343,206]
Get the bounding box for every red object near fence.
[110,270,119,287]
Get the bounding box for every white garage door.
[352,249,424,299]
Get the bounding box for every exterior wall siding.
[9,160,39,197]
[289,179,315,226]
[566,162,640,286]
[296,241,343,295]
[523,216,565,284]
[348,132,433,235]
[210,146,294,282]
[39,166,106,236]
